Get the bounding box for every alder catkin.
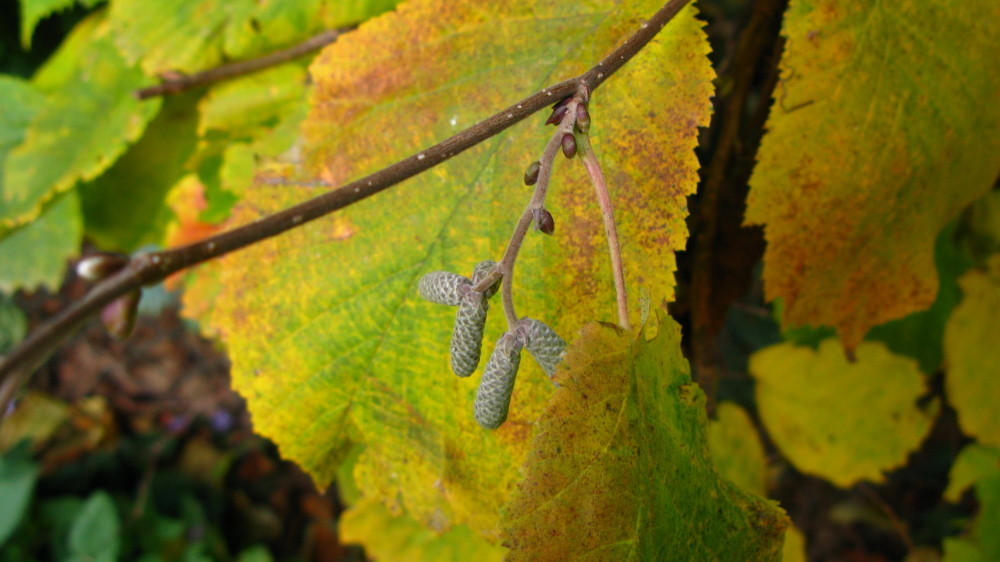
[418,271,470,306]
[472,260,501,299]
[474,332,523,429]
[450,290,488,377]
[519,317,566,377]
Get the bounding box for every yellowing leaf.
[782,526,807,562]
[709,401,767,496]
[1,13,160,233]
[204,0,712,537]
[340,497,506,562]
[750,339,936,487]
[945,255,1000,449]
[943,444,1000,561]
[501,319,788,560]
[746,0,1000,350]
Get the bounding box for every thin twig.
[134,29,346,100]
[487,94,584,329]
[576,132,630,330]
[0,0,692,408]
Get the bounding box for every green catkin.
[418,271,470,306]
[520,318,566,377]
[474,332,523,429]
[450,290,488,377]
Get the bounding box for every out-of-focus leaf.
[959,191,1000,263]
[0,442,38,548]
[746,0,1000,351]
[709,401,767,496]
[750,339,936,487]
[203,0,712,537]
[79,92,200,252]
[943,444,1000,562]
[1,13,160,233]
[68,491,120,562]
[945,257,1000,449]
[867,224,974,375]
[0,391,71,452]
[340,497,506,561]
[0,191,82,291]
[197,63,307,140]
[0,76,81,290]
[501,319,788,560]
[782,526,807,562]
[108,0,401,75]
[17,0,102,47]
[0,294,27,355]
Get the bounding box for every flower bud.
[534,209,555,235]
[523,161,541,186]
[102,290,141,340]
[575,104,591,133]
[419,271,471,306]
[561,133,577,158]
[76,253,129,281]
[545,99,571,126]
[474,332,523,429]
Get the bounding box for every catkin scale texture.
[474,333,523,429]
[472,260,500,299]
[520,318,566,377]
[418,271,470,306]
[450,291,488,377]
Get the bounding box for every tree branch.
[134,29,347,100]
[0,0,692,408]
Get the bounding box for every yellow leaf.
[206,0,713,537]
[945,255,1000,449]
[750,339,936,487]
[746,0,1000,350]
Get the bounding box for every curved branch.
[0,0,692,407]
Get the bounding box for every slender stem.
[577,133,630,330]
[0,0,692,406]
[134,29,346,100]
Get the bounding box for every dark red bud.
[575,104,591,133]
[101,290,141,340]
[561,133,577,158]
[545,104,569,126]
[76,253,129,281]
[524,161,541,186]
[537,209,555,235]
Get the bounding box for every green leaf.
[17,0,101,48]
[108,0,402,75]
[68,491,120,562]
[0,191,82,291]
[340,497,506,561]
[0,442,39,548]
[709,401,767,496]
[79,92,200,251]
[745,0,1000,351]
[945,255,1000,449]
[200,1,713,537]
[0,76,43,185]
[1,12,160,233]
[943,444,1000,562]
[0,294,27,355]
[501,319,788,560]
[750,339,936,487]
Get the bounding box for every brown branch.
[134,29,347,100]
[0,0,693,408]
